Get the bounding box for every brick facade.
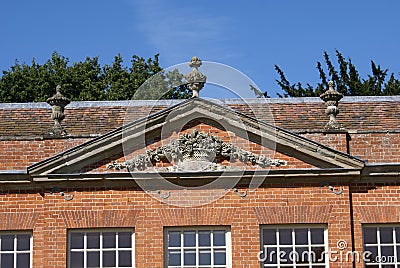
[0,96,399,268]
[0,182,358,267]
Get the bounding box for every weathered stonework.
[46,85,70,136]
[107,129,287,171]
[1,90,399,268]
[320,81,343,129]
[184,56,206,97]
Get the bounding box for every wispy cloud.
[129,0,235,65]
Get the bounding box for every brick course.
[0,97,399,268]
[0,182,359,267]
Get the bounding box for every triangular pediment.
[28,98,364,176]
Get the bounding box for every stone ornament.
[46,85,71,136]
[320,81,343,129]
[107,129,287,171]
[184,56,207,98]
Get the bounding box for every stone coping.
[0,95,400,109]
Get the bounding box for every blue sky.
[1,0,399,98]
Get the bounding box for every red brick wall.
[301,132,348,154]
[0,181,356,268]
[3,131,397,171]
[1,123,398,171]
[75,126,400,174]
[300,132,400,163]
[0,110,399,268]
[0,138,89,170]
[81,120,315,173]
[351,182,400,268]
[348,133,400,163]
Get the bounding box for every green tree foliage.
[249,84,270,98]
[272,50,400,97]
[0,52,191,102]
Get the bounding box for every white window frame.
[260,224,329,268]
[68,228,135,268]
[164,226,232,268]
[363,224,400,267]
[0,231,32,268]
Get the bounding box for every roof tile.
[0,97,398,138]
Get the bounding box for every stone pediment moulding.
[107,129,287,171]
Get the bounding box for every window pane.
[279,247,293,264]
[70,233,84,249]
[381,246,394,258]
[279,229,292,245]
[295,247,308,263]
[213,231,226,247]
[184,231,196,247]
[198,231,211,247]
[295,229,308,245]
[87,232,100,249]
[214,251,226,265]
[184,249,196,265]
[380,227,393,244]
[118,251,132,267]
[1,253,14,267]
[70,252,84,268]
[103,232,116,248]
[87,251,100,267]
[118,232,132,248]
[397,246,400,262]
[103,251,116,267]
[364,246,378,263]
[168,250,181,266]
[260,227,326,266]
[310,228,324,244]
[1,234,14,251]
[17,253,30,268]
[396,228,400,243]
[168,231,181,247]
[167,228,229,267]
[69,230,134,268]
[263,229,277,245]
[364,227,378,244]
[16,234,30,251]
[199,249,211,265]
[311,246,325,263]
[263,246,277,264]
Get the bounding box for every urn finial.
[46,85,70,136]
[320,81,344,129]
[184,56,207,98]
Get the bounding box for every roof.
[0,96,399,138]
[1,96,400,183]
[28,98,364,177]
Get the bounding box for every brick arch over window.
[159,208,237,226]
[60,209,141,228]
[254,205,333,224]
[0,212,40,230]
[354,206,400,223]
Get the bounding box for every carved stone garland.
[107,129,287,171]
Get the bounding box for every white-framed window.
[68,229,134,268]
[0,231,32,268]
[260,225,328,268]
[363,225,400,267]
[165,227,231,268]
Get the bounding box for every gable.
[74,121,316,174]
[27,98,365,176]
